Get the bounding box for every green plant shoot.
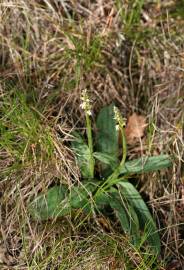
[30,94,172,255]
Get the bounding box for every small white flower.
[87,110,92,116]
[114,106,126,128]
[114,106,120,122]
[116,124,119,131]
[80,89,92,116]
[80,103,85,109]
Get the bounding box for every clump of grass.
[21,227,165,270]
[0,90,54,173]
[0,0,104,99]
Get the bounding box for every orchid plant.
[30,90,172,255]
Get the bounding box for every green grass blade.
[0,91,54,162]
[71,132,93,178]
[120,155,172,175]
[95,103,119,176]
[118,182,161,255]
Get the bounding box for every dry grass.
[0,0,184,269]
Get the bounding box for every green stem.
[107,125,127,182]
[95,124,127,195]
[85,112,94,179]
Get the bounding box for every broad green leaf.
[120,155,172,175]
[109,191,140,245]
[94,187,118,213]
[30,182,99,220]
[95,192,111,210]
[71,132,92,178]
[96,103,119,176]
[93,152,117,170]
[118,181,161,254]
[29,185,69,220]
[69,182,99,212]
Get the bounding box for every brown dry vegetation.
[0,0,183,269]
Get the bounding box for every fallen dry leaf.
[125,113,147,145]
